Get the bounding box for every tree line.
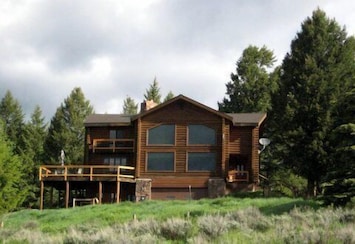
[0,9,353,213]
[0,80,172,212]
[219,9,354,205]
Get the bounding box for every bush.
[197,214,230,238]
[227,207,271,232]
[160,218,193,241]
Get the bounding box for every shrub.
[160,218,193,241]
[197,214,230,238]
[227,207,271,232]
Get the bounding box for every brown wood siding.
[149,176,209,188]
[228,127,253,155]
[251,127,260,182]
[152,187,208,200]
[138,101,224,181]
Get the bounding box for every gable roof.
[84,95,267,127]
[132,94,231,121]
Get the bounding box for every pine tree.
[0,119,27,214]
[323,87,355,205]
[122,96,138,115]
[44,87,94,164]
[164,91,175,102]
[219,45,277,112]
[270,9,355,197]
[144,77,162,104]
[0,90,25,154]
[21,106,48,207]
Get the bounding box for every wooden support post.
[65,181,70,208]
[116,181,120,203]
[98,181,102,204]
[40,181,44,210]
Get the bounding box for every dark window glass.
[148,125,175,145]
[188,125,216,145]
[147,152,174,171]
[188,152,216,171]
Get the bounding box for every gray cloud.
[0,0,354,121]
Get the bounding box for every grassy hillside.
[0,197,354,243]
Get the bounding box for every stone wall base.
[208,178,226,198]
[135,179,152,202]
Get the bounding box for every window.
[147,152,174,171]
[148,125,175,145]
[187,152,216,171]
[110,129,125,139]
[104,157,127,171]
[188,125,216,145]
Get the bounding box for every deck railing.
[39,165,135,181]
[91,139,135,152]
[226,170,249,182]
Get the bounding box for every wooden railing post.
[64,166,67,181]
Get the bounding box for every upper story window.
[188,125,216,145]
[148,124,175,145]
[110,129,125,139]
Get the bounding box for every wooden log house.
[39,95,266,209]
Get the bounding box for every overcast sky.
[1,0,354,121]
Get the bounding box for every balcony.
[226,170,249,182]
[39,165,135,182]
[91,139,135,152]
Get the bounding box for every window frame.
[147,124,176,146]
[187,124,216,146]
[186,151,217,172]
[146,151,175,172]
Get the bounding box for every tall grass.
[1,197,352,243]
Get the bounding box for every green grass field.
[0,197,354,243]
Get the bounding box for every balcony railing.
[39,165,135,182]
[226,170,249,182]
[91,139,135,152]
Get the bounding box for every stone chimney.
[140,100,158,113]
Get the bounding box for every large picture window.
[147,152,174,171]
[188,125,216,145]
[148,125,175,145]
[187,152,216,171]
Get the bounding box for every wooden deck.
[39,165,135,182]
[39,165,136,210]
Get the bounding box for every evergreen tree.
[323,87,355,206]
[164,91,175,102]
[44,87,94,164]
[21,106,48,208]
[270,9,355,197]
[122,96,138,115]
[0,119,27,214]
[0,90,25,154]
[219,45,277,112]
[144,77,161,104]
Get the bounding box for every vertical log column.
[40,181,44,210]
[65,181,70,208]
[98,181,102,204]
[116,181,120,203]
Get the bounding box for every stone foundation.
[208,178,226,198]
[135,178,152,202]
